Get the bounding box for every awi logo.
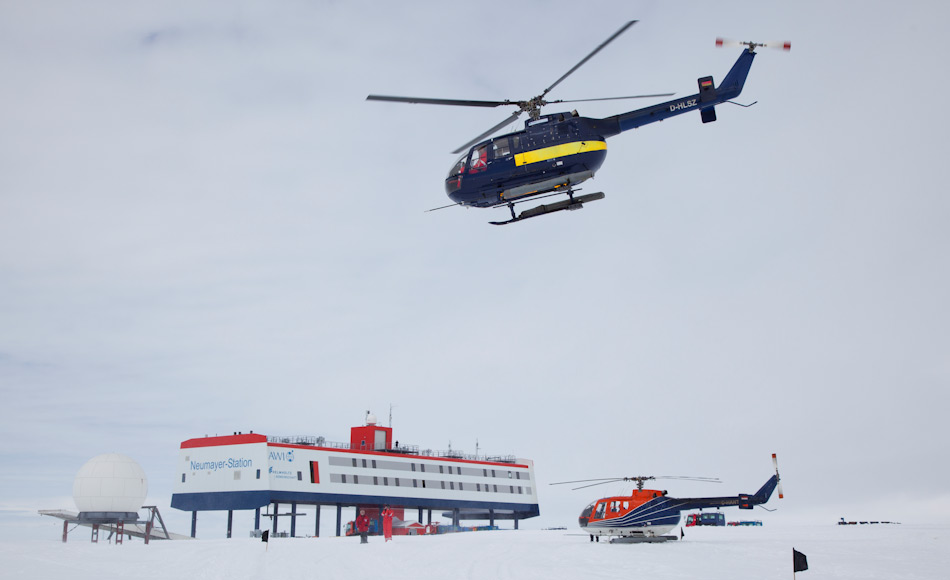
[269,449,295,463]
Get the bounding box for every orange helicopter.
[553,454,783,542]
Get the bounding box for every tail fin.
[716,49,756,101]
[753,475,779,503]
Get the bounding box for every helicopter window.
[492,138,510,158]
[448,155,466,178]
[623,501,629,510]
[580,503,595,519]
[594,502,606,519]
[469,145,488,173]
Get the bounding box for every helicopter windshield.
[448,154,466,178]
[580,502,595,519]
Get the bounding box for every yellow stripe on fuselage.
[514,140,607,167]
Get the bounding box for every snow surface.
[2,523,947,580]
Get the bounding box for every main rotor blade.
[550,477,627,485]
[552,92,674,104]
[571,479,626,491]
[366,94,511,108]
[540,20,638,99]
[452,110,523,154]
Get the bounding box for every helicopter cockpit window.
[448,155,466,178]
[469,145,488,173]
[492,137,510,158]
[580,502,595,519]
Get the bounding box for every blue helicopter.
[368,23,788,225]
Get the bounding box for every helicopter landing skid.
[609,535,679,544]
[489,192,606,225]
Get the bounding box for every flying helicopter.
[367,22,789,225]
[552,454,783,542]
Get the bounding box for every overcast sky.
[2,0,949,540]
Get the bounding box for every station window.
[493,485,498,493]
[181,474,186,483]
[383,477,389,486]
[297,471,302,481]
[476,483,481,492]
[353,475,359,484]
[256,469,261,479]
[362,459,367,468]
[373,476,379,485]
[372,460,377,469]
[450,482,455,490]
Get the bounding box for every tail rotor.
[716,38,791,52]
[772,453,784,499]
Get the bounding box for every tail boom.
[591,49,756,136]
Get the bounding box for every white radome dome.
[73,453,148,514]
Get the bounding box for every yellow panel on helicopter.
[514,140,607,167]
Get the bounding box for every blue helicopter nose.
[445,175,475,205]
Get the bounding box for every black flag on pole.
[793,548,808,572]
[261,530,270,543]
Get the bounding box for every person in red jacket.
[356,509,370,544]
[382,505,394,542]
